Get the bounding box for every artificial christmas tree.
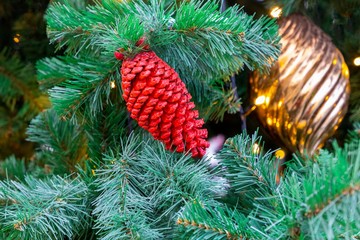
[0,0,359,239]
[1,0,281,238]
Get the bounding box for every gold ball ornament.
[250,14,350,156]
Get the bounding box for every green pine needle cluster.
[1,0,359,239]
[0,176,89,240]
[176,132,360,239]
[2,129,359,239]
[38,0,280,120]
[92,134,224,239]
[0,49,50,159]
[219,133,279,205]
[0,155,47,181]
[176,201,255,239]
[26,109,88,174]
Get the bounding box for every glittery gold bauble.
[250,14,350,156]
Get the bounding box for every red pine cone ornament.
[119,50,209,158]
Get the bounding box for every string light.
[354,57,360,66]
[110,81,116,89]
[13,33,20,43]
[255,95,266,105]
[275,149,285,159]
[270,6,282,18]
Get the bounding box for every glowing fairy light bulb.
[354,57,360,66]
[255,95,266,105]
[13,33,20,43]
[270,6,282,18]
[275,149,285,159]
[110,81,116,89]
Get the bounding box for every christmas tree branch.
[248,139,360,239]
[303,141,360,216]
[170,0,280,72]
[27,110,88,174]
[175,200,257,239]
[0,156,27,181]
[41,0,280,116]
[37,56,120,117]
[0,176,89,239]
[92,132,225,237]
[92,135,162,239]
[0,49,49,159]
[83,103,129,163]
[0,49,49,112]
[45,1,94,54]
[136,138,226,215]
[0,67,40,109]
[304,184,360,218]
[301,141,360,238]
[305,191,360,239]
[217,131,279,206]
[0,155,48,181]
[202,82,242,122]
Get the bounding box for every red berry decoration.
[120,51,209,158]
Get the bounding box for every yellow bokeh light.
[255,95,266,105]
[13,33,21,43]
[297,120,307,129]
[13,37,20,43]
[275,149,285,159]
[354,57,360,66]
[267,117,273,126]
[265,96,270,105]
[110,81,116,89]
[342,63,350,78]
[270,6,282,18]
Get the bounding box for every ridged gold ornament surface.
[250,14,350,156]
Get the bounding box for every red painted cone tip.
[136,37,150,50]
[114,51,124,60]
[136,37,146,46]
[121,51,209,158]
